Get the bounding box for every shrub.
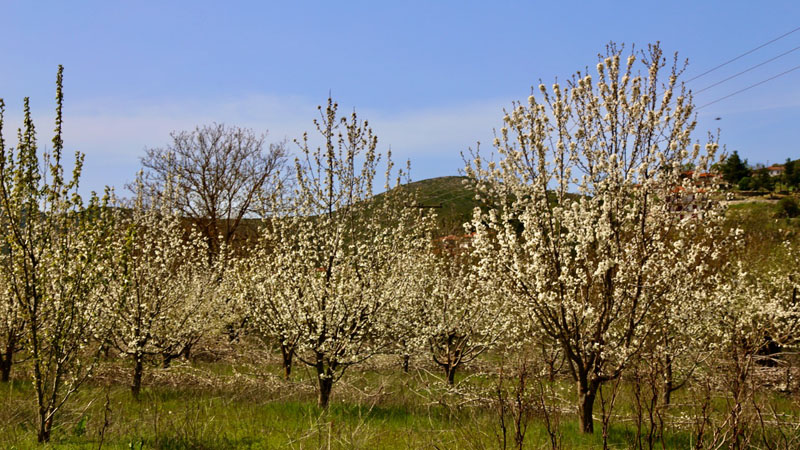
[737,176,753,191]
[775,197,800,218]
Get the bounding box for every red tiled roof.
[683,170,716,178]
[671,186,707,194]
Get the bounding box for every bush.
[737,176,753,191]
[775,197,800,218]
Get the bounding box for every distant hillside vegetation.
[167,175,800,254]
[385,176,479,236]
[235,175,799,246]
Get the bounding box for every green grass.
[0,369,492,449]
[3,353,798,449]
[726,200,800,231]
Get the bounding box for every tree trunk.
[577,379,599,434]
[181,343,192,360]
[662,353,674,406]
[37,408,53,443]
[280,342,294,380]
[402,354,410,373]
[315,351,337,408]
[318,373,333,408]
[132,354,144,399]
[162,352,177,369]
[0,341,13,382]
[0,359,10,382]
[445,364,457,385]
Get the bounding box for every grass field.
[2,342,799,449]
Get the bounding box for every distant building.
[669,185,708,216]
[681,170,727,190]
[672,170,722,216]
[767,165,785,177]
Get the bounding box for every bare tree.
[138,123,287,258]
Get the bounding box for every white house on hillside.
[767,165,785,177]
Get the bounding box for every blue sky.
[1,1,799,194]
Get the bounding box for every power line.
[686,26,800,82]
[694,45,800,94]
[696,63,800,109]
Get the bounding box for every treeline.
[719,150,800,192]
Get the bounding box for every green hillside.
[239,176,800,242]
[230,176,480,244]
[391,176,479,235]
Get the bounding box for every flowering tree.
[403,242,508,385]
[108,175,219,398]
[148,271,220,369]
[0,136,24,383]
[694,240,800,447]
[0,67,115,442]
[230,226,303,380]
[0,243,26,382]
[648,223,733,408]
[466,43,728,433]
[238,98,431,407]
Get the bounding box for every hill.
[389,176,479,235]
[236,175,799,245]
[226,176,480,246]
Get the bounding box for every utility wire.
[694,45,800,94]
[697,63,800,109]
[686,26,800,82]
